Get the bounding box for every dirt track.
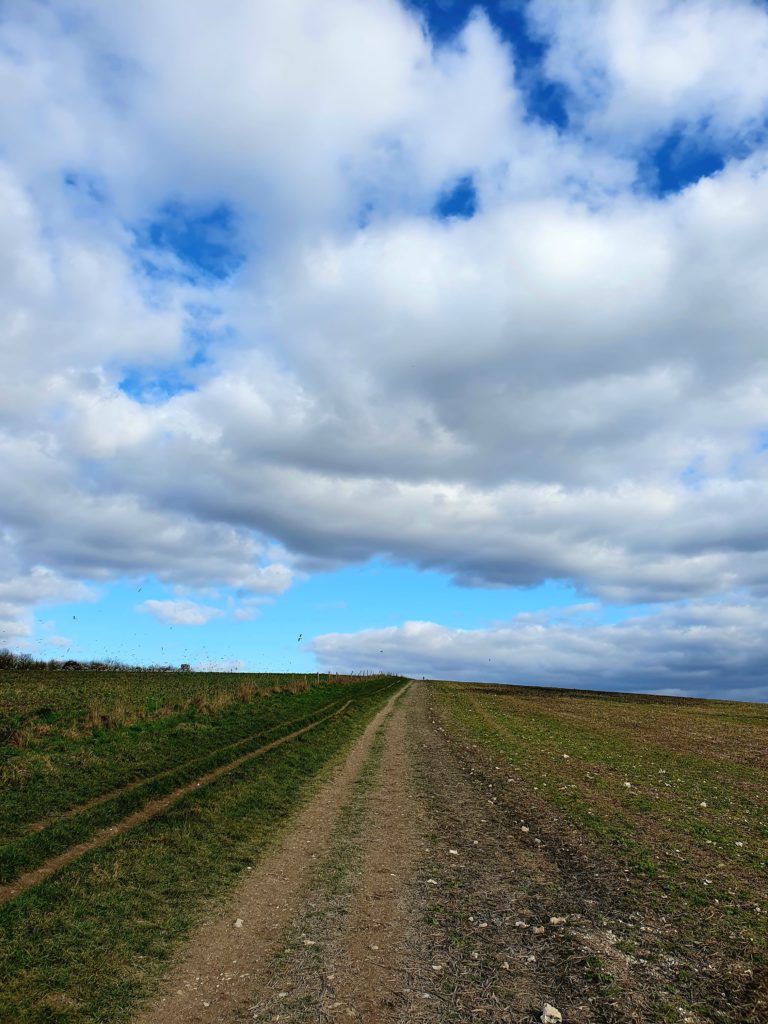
[136,686,410,1024]
[131,683,672,1024]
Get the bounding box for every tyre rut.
[134,684,409,1024]
[17,699,342,837]
[0,698,355,907]
[321,683,426,1023]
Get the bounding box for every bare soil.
[220,682,655,1024]
[321,684,427,1023]
[125,681,763,1024]
[135,688,406,1024]
[406,690,656,1024]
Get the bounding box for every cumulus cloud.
[0,566,91,607]
[2,0,768,680]
[312,600,768,701]
[0,567,92,647]
[232,606,261,622]
[45,635,72,648]
[0,606,32,647]
[137,599,225,627]
[528,0,768,147]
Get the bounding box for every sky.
[2,0,768,700]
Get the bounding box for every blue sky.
[3,0,768,699]
[32,570,600,671]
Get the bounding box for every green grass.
[0,672,403,1024]
[0,695,346,885]
[0,672,377,876]
[0,668,354,739]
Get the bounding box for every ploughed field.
[426,683,768,1023]
[0,672,765,1024]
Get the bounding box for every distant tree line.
[0,649,189,672]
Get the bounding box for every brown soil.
[459,692,768,1020]
[0,700,352,907]
[461,685,768,770]
[321,684,427,1023]
[117,681,763,1024]
[139,683,654,1024]
[404,690,657,1024]
[135,686,408,1024]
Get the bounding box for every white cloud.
[1,0,768,682]
[233,607,260,622]
[0,566,91,606]
[0,0,526,227]
[0,605,33,646]
[312,599,768,701]
[0,567,92,647]
[138,599,224,626]
[528,0,768,147]
[46,635,71,648]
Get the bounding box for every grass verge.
[0,679,400,1024]
[0,697,345,886]
[1,674,376,840]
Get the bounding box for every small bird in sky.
[297,633,303,643]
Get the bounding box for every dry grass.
[1,669,370,750]
[5,721,54,747]
[3,675,331,749]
